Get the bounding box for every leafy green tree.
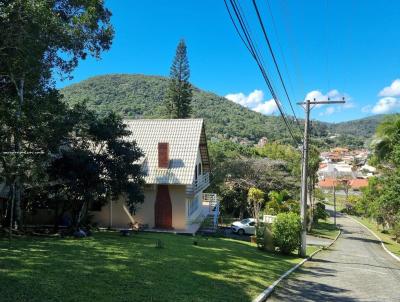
[265,190,299,215]
[374,114,400,167]
[377,171,400,228]
[313,202,329,223]
[47,106,145,230]
[165,40,192,118]
[0,0,114,227]
[220,184,249,219]
[247,188,264,228]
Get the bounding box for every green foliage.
[330,115,388,140]
[47,106,145,229]
[358,115,400,237]
[272,212,301,255]
[0,0,113,226]
[265,190,299,215]
[208,140,254,193]
[357,177,381,218]
[255,142,301,176]
[60,74,384,146]
[165,40,192,118]
[247,188,264,227]
[374,114,400,166]
[313,202,329,222]
[255,224,274,252]
[220,185,249,219]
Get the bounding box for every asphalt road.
[268,212,400,302]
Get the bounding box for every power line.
[224,0,300,145]
[265,0,298,122]
[278,0,306,101]
[230,0,299,144]
[252,0,301,131]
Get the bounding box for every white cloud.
[379,79,400,97]
[225,89,278,115]
[319,106,340,116]
[225,89,264,108]
[371,97,400,114]
[253,99,278,115]
[304,89,352,110]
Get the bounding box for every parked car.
[231,218,256,235]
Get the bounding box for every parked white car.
[231,218,256,235]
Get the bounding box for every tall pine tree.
[165,40,192,118]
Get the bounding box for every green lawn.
[323,193,347,212]
[0,232,317,302]
[352,216,400,257]
[310,217,340,240]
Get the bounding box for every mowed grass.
[352,216,400,257]
[323,193,347,212]
[310,217,340,240]
[0,232,310,302]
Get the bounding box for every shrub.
[272,212,301,255]
[313,202,329,222]
[394,217,400,243]
[255,224,274,252]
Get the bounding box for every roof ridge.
[124,118,203,122]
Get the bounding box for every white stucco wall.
[92,184,190,230]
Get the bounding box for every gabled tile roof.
[348,178,368,189]
[124,119,209,185]
[318,178,340,188]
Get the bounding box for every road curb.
[347,215,400,263]
[253,228,342,302]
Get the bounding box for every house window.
[198,163,202,175]
[188,196,200,216]
[195,165,198,180]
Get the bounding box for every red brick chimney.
[158,142,169,168]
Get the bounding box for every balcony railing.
[191,172,210,193]
[202,193,220,229]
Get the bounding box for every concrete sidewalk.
[268,213,400,301]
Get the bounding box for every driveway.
[268,212,400,301]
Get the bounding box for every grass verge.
[351,216,400,257]
[0,231,316,302]
[310,217,340,240]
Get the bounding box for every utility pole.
[297,98,345,257]
[333,182,336,226]
[333,168,338,226]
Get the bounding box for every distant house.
[317,163,355,179]
[92,119,217,233]
[348,179,368,191]
[317,178,340,189]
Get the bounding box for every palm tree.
[375,114,400,164]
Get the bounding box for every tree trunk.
[11,76,25,229]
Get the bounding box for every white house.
[92,119,217,234]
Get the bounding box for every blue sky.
[56,0,400,123]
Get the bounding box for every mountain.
[60,74,385,147]
[328,115,386,138]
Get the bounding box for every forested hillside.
[329,115,386,138]
[61,74,385,147]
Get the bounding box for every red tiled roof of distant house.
[318,178,340,188]
[348,179,368,189]
[319,163,327,169]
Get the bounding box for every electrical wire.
[224,0,301,145]
[252,0,301,131]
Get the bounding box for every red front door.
[154,185,173,229]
